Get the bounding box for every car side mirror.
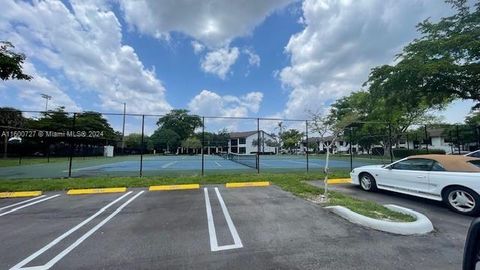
[463,217,480,270]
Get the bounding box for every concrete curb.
[325,204,434,235]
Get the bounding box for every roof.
[302,136,344,143]
[427,128,446,137]
[230,131,257,138]
[229,130,273,139]
[407,154,480,172]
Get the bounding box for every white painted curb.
[325,204,434,235]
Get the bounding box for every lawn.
[0,170,414,222]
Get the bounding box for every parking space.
[0,185,470,269]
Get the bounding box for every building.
[300,136,360,154]
[398,128,452,152]
[228,131,277,154]
[399,127,477,154]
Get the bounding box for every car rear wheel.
[443,187,480,216]
[359,173,377,192]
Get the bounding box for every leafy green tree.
[466,110,480,126]
[330,90,439,156]
[149,128,181,152]
[280,129,304,152]
[156,109,202,141]
[0,41,32,81]
[0,107,26,158]
[307,141,318,152]
[75,112,116,140]
[27,107,72,132]
[124,133,144,149]
[214,129,229,148]
[365,0,480,109]
[181,137,202,153]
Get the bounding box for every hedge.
[393,148,446,158]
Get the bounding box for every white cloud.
[188,90,263,132]
[200,47,240,79]
[118,0,295,48]
[279,0,453,119]
[0,62,80,112]
[0,0,172,114]
[191,41,205,54]
[188,90,263,117]
[243,48,261,67]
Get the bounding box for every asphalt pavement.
[0,184,472,269]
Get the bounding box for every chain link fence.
[0,109,478,179]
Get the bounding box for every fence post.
[202,116,205,176]
[424,125,429,153]
[456,125,461,154]
[349,127,353,172]
[388,123,393,163]
[305,120,309,173]
[477,126,480,150]
[406,133,410,150]
[257,118,260,174]
[68,113,76,178]
[140,115,144,177]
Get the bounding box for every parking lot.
[0,185,472,269]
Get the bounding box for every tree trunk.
[323,144,331,201]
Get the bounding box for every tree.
[307,141,318,153]
[149,128,181,152]
[466,110,480,126]
[0,41,32,81]
[181,137,202,154]
[27,107,72,132]
[156,109,202,141]
[309,111,358,203]
[124,133,144,149]
[365,0,480,109]
[214,129,230,148]
[280,129,303,152]
[0,107,26,158]
[330,90,440,156]
[75,112,116,140]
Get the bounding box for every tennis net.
[217,152,258,169]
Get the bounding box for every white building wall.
[229,132,277,154]
[430,136,451,152]
[245,133,277,154]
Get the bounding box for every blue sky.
[0,0,476,134]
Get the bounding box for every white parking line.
[162,161,177,168]
[10,191,144,270]
[0,195,46,212]
[0,195,60,217]
[204,188,243,252]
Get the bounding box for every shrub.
[393,148,446,158]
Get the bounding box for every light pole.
[41,94,52,111]
[121,102,126,153]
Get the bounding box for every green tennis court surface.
[0,155,378,179]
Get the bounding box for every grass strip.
[0,170,413,222]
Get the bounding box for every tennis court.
[0,154,378,179]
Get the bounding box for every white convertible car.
[350,155,480,215]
